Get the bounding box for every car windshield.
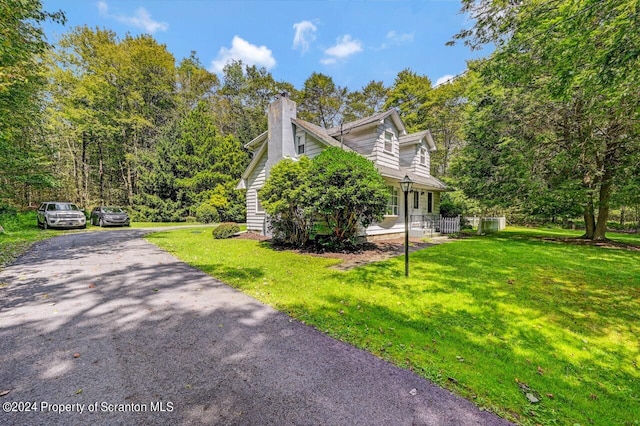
[103,207,124,213]
[51,203,80,211]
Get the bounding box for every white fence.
[465,216,506,233]
[410,215,461,235]
[440,216,461,234]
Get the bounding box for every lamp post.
[399,174,413,277]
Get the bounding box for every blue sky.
[42,0,488,91]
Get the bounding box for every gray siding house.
[236,95,448,238]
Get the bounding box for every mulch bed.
[236,232,441,270]
[539,236,640,252]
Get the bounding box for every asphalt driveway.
[0,230,511,425]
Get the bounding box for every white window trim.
[419,147,427,165]
[385,185,399,216]
[413,191,419,209]
[296,135,305,155]
[255,190,265,214]
[383,130,394,154]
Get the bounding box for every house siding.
[373,118,400,170]
[299,132,325,159]
[400,141,431,178]
[341,127,378,161]
[399,146,415,169]
[413,142,431,177]
[245,150,268,233]
[239,98,447,239]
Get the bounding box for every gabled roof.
[236,141,267,190]
[292,118,355,152]
[376,164,448,191]
[244,131,267,150]
[327,109,406,137]
[399,129,437,151]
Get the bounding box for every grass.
[146,227,640,426]
[0,211,220,267]
[0,211,52,266]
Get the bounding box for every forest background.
[2,0,638,240]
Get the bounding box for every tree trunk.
[81,131,90,206]
[583,198,595,239]
[620,205,625,227]
[593,151,616,241]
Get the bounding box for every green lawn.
[0,211,217,267]
[146,227,640,426]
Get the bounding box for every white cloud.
[210,36,276,73]
[387,30,414,44]
[379,30,414,49]
[292,20,317,53]
[435,74,455,86]
[321,35,362,64]
[97,1,168,34]
[319,57,337,65]
[97,0,108,15]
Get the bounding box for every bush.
[259,157,312,246]
[195,203,219,224]
[131,194,186,222]
[307,147,387,249]
[213,222,240,239]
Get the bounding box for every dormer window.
[419,147,427,165]
[296,136,305,155]
[384,130,394,153]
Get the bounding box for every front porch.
[409,214,461,238]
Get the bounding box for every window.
[296,136,305,155]
[419,147,427,165]
[384,130,394,153]
[255,190,264,213]
[413,191,419,209]
[386,186,398,216]
[427,192,433,213]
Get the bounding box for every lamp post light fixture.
[399,174,414,277]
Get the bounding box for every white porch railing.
[410,215,461,235]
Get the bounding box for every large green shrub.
[307,147,388,248]
[195,202,219,223]
[259,148,387,249]
[212,222,240,239]
[258,157,312,246]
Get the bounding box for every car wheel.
[81,224,86,229]
[99,218,104,227]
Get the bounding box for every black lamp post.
[399,174,413,277]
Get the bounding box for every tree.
[297,72,347,128]
[423,75,469,177]
[452,0,640,240]
[384,69,432,132]
[0,0,65,206]
[307,147,388,247]
[175,52,219,116]
[258,157,312,246]
[47,26,177,206]
[343,80,388,122]
[211,60,295,144]
[136,101,249,222]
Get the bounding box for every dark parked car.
[90,206,130,227]
[37,202,87,229]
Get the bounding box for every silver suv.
[37,202,87,230]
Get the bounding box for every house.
[236,94,448,239]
